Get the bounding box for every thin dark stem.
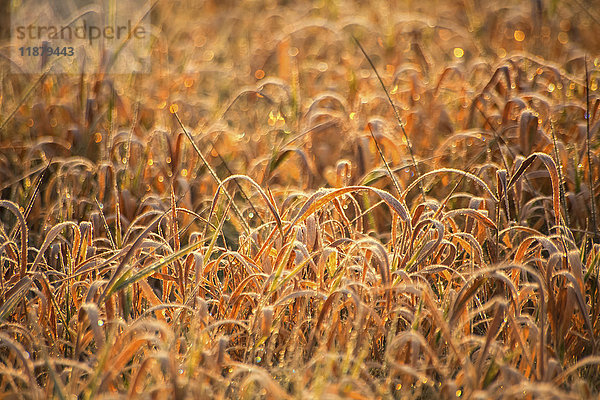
[353,36,426,201]
[94,197,117,251]
[550,122,570,228]
[173,111,251,234]
[210,142,265,226]
[367,124,404,196]
[585,57,598,243]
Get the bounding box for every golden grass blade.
[0,201,28,278]
[209,174,283,239]
[30,222,79,274]
[0,276,32,321]
[402,169,499,203]
[285,186,411,238]
[98,212,168,303]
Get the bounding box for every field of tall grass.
[1,0,600,398]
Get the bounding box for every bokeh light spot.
[514,30,525,42]
[558,31,569,44]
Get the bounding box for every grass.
[1,0,600,398]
